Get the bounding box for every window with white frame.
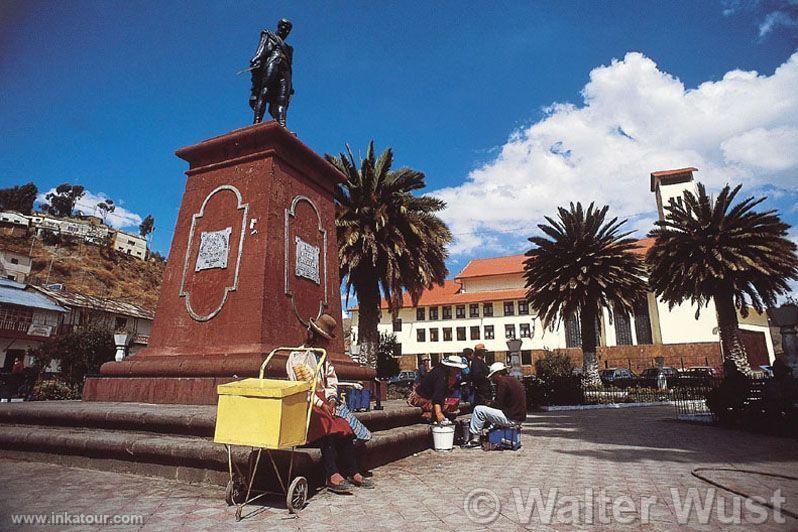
[470,326,480,340]
[505,324,516,339]
[443,327,452,341]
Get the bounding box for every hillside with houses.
[0,232,163,311]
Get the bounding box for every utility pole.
[44,245,59,285]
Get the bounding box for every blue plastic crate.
[346,387,371,412]
[486,426,522,450]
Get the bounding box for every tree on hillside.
[139,214,155,239]
[326,142,451,365]
[524,203,648,385]
[647,184,798,374]
[96,199,115,223]
[41,183,85,218]
[149,250,166,263]
[0,182,38,214]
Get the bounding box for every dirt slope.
[1,234,164,311]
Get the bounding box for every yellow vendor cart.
[214,346,326,521]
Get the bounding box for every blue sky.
[1,1,797,283]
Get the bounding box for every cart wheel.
[286,476,308,513]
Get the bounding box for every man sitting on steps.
[463,362,527,448]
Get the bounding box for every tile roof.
[650,167,697,191]
[0,282,67,313]
[631,237,656,257]
[33,285,155,320]
[352,279,527,310]
[455,254,526,279]
[650,167,698,178]
[350,237,653,312]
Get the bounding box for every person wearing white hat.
[463,361,527,448]
[408,354,467,423]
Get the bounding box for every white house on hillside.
[0,250,33,283]
[26,212,110,244]
[113,231,147,260]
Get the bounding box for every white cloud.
[722,1,798,40]
[38,188,143,230]
[759,10,798,37]
[435,51,798,255]
[721,126,798,171]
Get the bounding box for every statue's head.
[277,18,293,38]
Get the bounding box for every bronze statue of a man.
[249,18,294,126]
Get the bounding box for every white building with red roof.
[350,168,775,375]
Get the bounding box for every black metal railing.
[526,374,733,409]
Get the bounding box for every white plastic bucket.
[431,424,455,451]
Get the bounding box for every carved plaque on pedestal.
[295,236,320,284]
[179,186,248,322]
[196,227,232,271]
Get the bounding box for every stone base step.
[0,400,425,436]
[0,422,432,487]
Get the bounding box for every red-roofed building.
[631,237,655,257]
[456,254,525,280]
[350,167,775,374]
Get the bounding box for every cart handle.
[259,347,327,380]
[259,346,329,436]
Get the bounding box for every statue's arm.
[250,30,271,65]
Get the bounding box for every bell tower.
[650,167,699,221]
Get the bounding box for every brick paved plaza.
[1,405,796,531]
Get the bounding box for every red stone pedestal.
[84,121,373,404]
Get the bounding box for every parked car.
[679,366,717,385]
[638,367,680,388]
[599,368,638,388]
[388,371,418,386]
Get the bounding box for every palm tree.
[524,203,648,385]
[326,142,452,365]
[647,183,798,374]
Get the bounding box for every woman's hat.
[441,355,468,369]
[487,361,508,378]
[309,313,337,340]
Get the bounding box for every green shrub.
[29,327,115,388]
[534,351,575,379]
[32,379,81,401]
